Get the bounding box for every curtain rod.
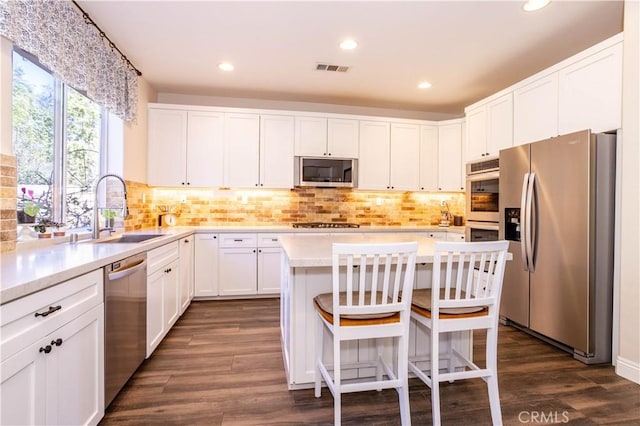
[72,1,143,77]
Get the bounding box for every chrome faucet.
[93,174,129,239]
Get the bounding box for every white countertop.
[279,233,441,267]
[1,225,465,305]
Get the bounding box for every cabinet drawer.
[219,233,257,248]
[258,233,281,248]
[148,241,180,275]
[0,269,103,361]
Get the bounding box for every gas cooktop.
[292,222,360,229]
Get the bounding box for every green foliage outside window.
[13,50,103,230]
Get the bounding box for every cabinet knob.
[181,182,185,186]
[51,338,63,347]
[39,345,52,354]
[187,182,191,186]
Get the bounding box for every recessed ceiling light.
[418,81,432,90]
[340,39,358,50]
[523,0,551,12]
[218,62,234,72]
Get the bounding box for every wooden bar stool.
[314,241,419,426]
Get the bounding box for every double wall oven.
[465,157,499,242]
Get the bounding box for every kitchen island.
[278,233,473,389]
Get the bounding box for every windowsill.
[15,227,123,252]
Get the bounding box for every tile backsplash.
[5,177,465,252]
[1,154,17,252]
[129,183,466,229]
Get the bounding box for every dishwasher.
[104,252,147,407]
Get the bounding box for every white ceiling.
[77,0,624,117]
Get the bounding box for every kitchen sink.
[97,234,165,244]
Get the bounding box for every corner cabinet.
[1,270,104,426]
[148,108,224,187]
[437,120,464,192]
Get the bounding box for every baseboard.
[615,355,640,384]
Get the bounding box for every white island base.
[278,234,472,390]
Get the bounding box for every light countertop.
[1,225,465,305]
[279,233,441,267]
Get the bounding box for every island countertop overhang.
[278,233,440,267]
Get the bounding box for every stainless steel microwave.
[294,157,357,188]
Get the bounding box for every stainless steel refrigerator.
[499,129,616,364]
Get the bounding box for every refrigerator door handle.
[520,173,530,271]
[526,172,536,272]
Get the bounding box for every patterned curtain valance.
[0,0,138,122]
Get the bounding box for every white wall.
[617,0,640,384]
[157,92,461,121]
[123,77,156,183]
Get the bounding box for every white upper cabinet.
[260,115,295,188]
[389,123,420,191]
[224,113,260,188]
[148,108,224,187]
[419,125,439,191]
[327,118,359,158]
[148,109,187,186]
[486,93,513,155]
[513,73,559,145]
[558,42,623,134]
[295,116,327,156]
[295,117,358,158]
[465,105,488,160]
[186,111,224,187]
[358,121,390,190]
[438,120,464,192]
[360,121,430,192]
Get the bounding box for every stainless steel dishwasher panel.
[104,253,147,407]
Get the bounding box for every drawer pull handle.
[35,305,62,318]
[233,239,243,242]
[164,268,172,273]
[39,345,52,354]
[51,338,63,347]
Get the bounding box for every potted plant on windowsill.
[34,218,55,238]
[17,187,40,224]
[51,221,66,237]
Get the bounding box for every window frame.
[13,46,108,231]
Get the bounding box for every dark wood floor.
[100,299,640,425]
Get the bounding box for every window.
[13,48,105,230]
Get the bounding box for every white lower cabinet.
[217,233,282,297]
[446,231,465,242]
[179,236,194,314]
[219,246,258,296]
[0,270,104,426]
[147,242,180,357]
[194,233,219,297]
[258,234,283,294]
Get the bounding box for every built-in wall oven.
[466,157,500,241]
[466,157,500,223]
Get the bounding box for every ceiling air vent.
[315,63,350,73]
